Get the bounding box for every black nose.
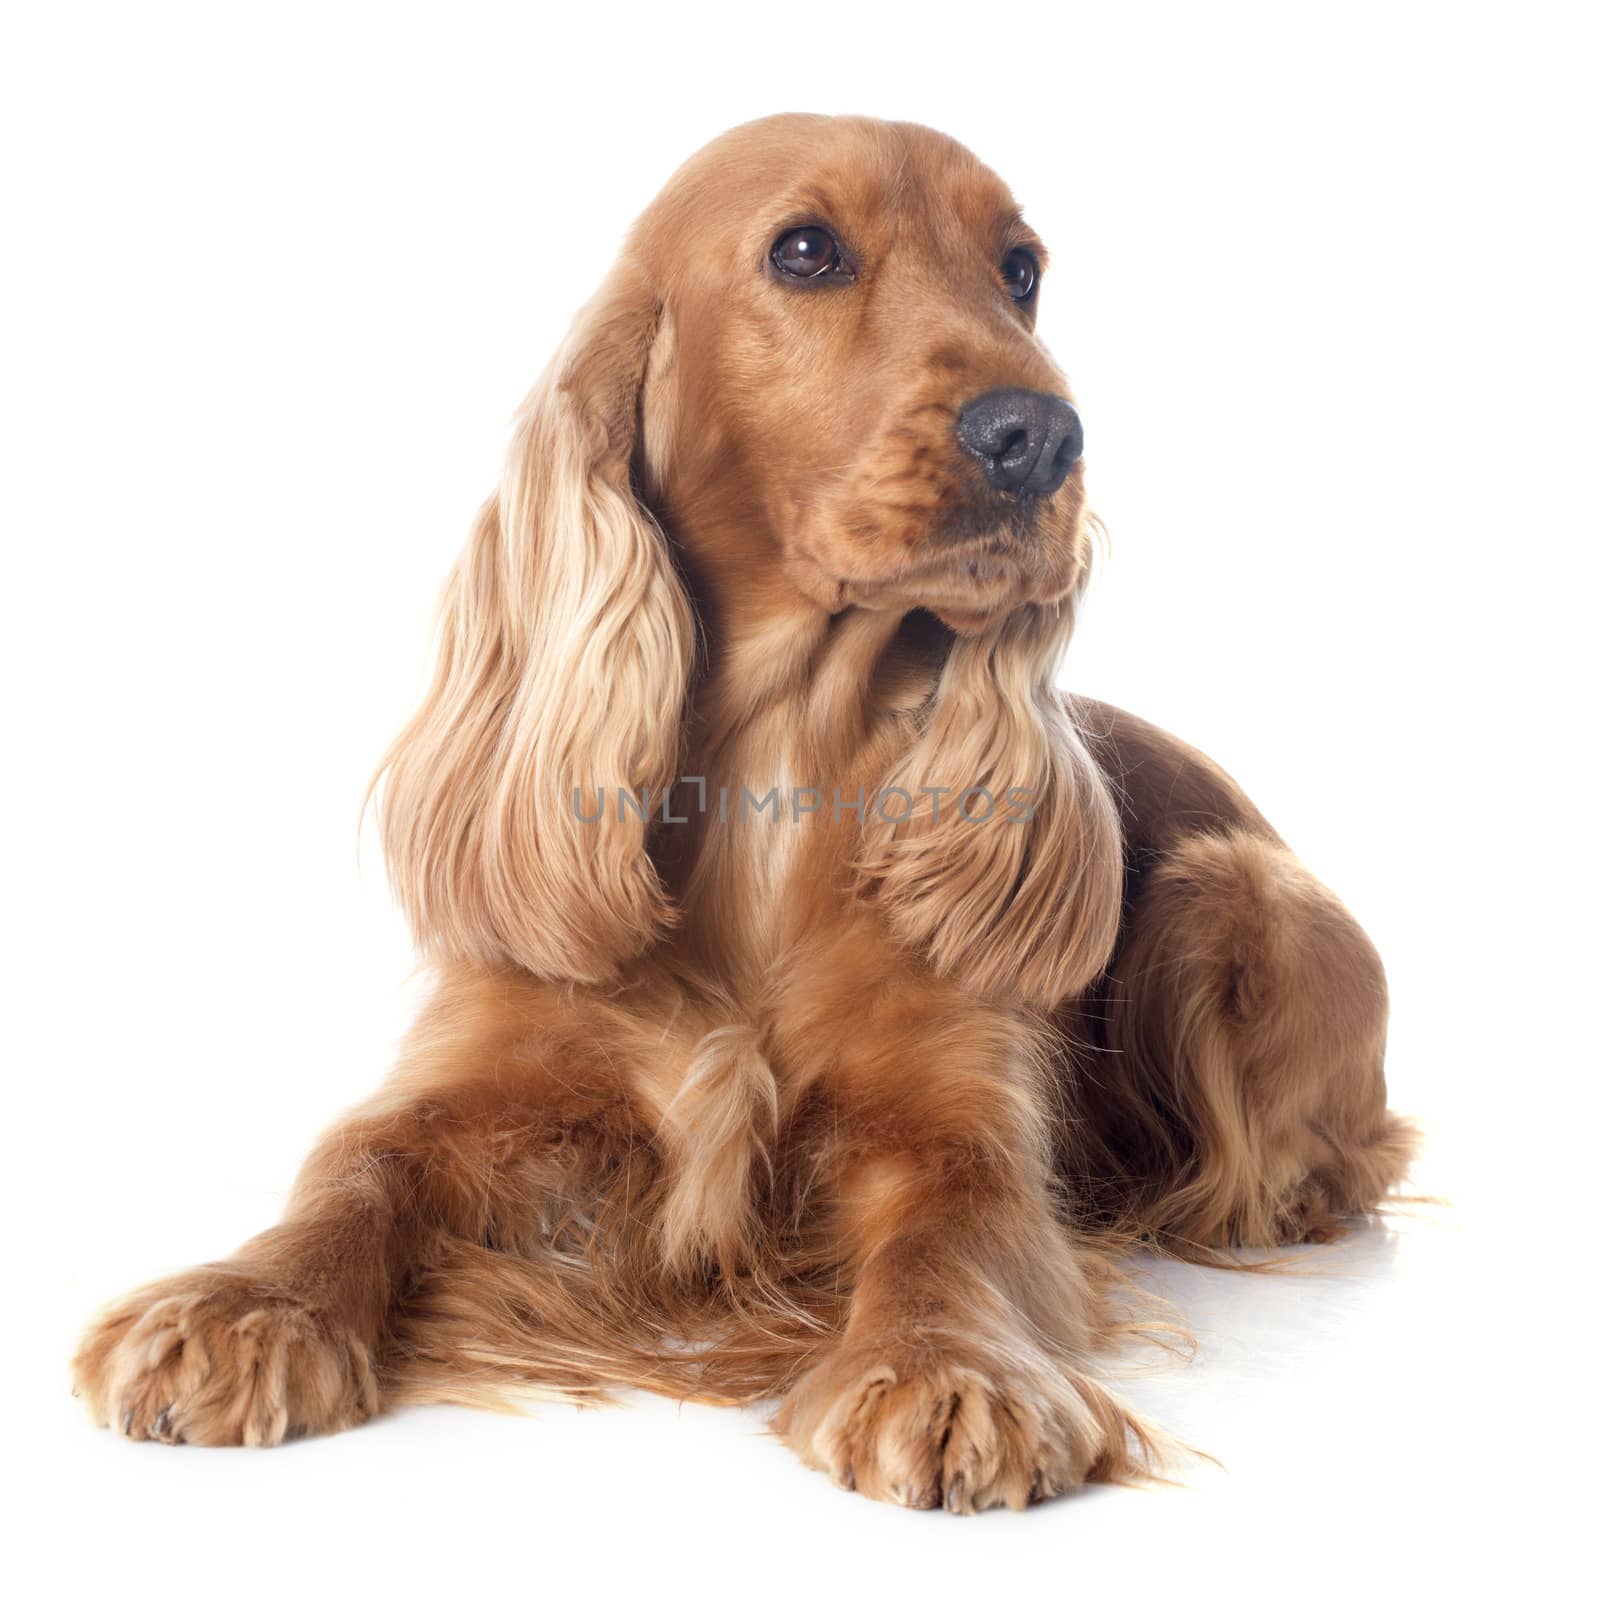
[955,387,1083,497]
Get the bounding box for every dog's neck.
[682,565,950,771]
[652,554,1106,1005]
[654,569,944,977]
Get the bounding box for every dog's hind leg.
[1086,827,1416,1248]
[1063,698,1416,1249]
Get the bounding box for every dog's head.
[378,115,1112,989]
[635,114,1090,633]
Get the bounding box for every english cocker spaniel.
[73,113,1414,1512]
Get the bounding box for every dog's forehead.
[653,115,1025,251]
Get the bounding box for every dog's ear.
[857,599,1123,1011]
[376,257,694,983]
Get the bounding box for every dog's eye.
[1000,248,1039,302]
[772,226,845,280]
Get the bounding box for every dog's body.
[74,115,1412,1511]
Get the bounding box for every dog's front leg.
[72,967,628,1445]
[775,986,1146,1511]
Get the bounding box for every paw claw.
[152,1406,171,1438]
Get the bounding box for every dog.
[73,113,1414,1512]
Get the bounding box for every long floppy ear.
[856,581,1123,1012]
[374,257,693,984]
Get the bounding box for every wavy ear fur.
[857,590,1123,1012]
[375,259,693,983]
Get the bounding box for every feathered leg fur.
[1061,698,1417,1249]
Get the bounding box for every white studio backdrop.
[2,3,1593,1594]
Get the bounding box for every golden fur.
[73,114,1414,1511]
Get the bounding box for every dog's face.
[633,114,1089,634]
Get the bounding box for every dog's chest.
[668,707,861,981]
[687,743,806,955]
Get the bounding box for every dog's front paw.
[778,1341,1133,1512]
[72,1268,378,1446]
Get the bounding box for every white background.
[3,2,1593,1593]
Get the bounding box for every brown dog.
[73,113,1414,1512]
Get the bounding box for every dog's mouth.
[782,468,1085,631]
[929,490,1049,550]
[834,532,1083,634]
[921,496,1084,602]
[925,556,1079,630]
